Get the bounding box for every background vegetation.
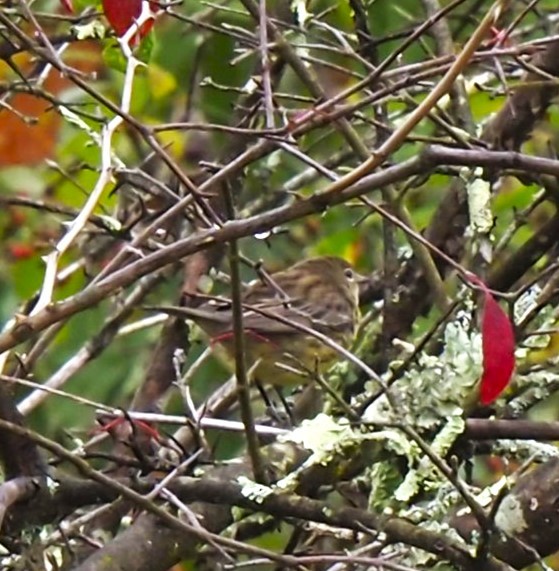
[1,0,559,569]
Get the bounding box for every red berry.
[9,243,35,259]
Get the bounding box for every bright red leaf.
[102,0,156,41]
[468,274,515,404]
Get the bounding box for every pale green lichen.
[229,507,272,531]
[394,417,466,502]
[466,174,493,235]
[277,414,357,490]
[368,462,405,512]
[277,413,399,491]
[358,317,477,527]
[364,313,481,428]
[73,21,105,40]
[494,494,528,535]
[490,439,559,462]
[515,284,544,323]
[344,288,559,569]
[458,476,508,515]
[237,476,273,504]
[280,413,355,456]
[46,476,60,493]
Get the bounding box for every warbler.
[153,256,361,387]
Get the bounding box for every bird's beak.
[355,272,369,286]
[356,272,371,302]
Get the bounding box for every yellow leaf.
[148,64,177,100]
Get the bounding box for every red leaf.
[60,0,73,13]
[468,274,515,404]
[102,0,155,40]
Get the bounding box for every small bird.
[152,256,361,388]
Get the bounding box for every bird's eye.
[344,268,354,280]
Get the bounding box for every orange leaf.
[0,42,101,166]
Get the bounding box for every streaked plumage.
[154,256,360,387]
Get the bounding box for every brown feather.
[149,256,360,386]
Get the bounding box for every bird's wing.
[148,294,352,338]
[145,301,308,336]
[240,291,352,336]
